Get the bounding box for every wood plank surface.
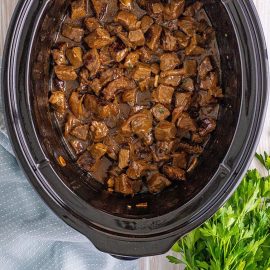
[1,1,269,270]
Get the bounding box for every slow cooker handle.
[87,232,180,258]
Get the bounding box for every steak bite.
[152,84,175,104]
[160,53,181,71]
[71,0,87,20]
[155,121,177,141]
[62,24,84,42]
[147,173,171,194]
[54,66,77,81]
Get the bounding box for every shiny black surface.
[1,0,268,257]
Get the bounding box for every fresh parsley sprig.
[168,152,270,270]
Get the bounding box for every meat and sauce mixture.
[49,0,223,195]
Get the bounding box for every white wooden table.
[1,1,269,269]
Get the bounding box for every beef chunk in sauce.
[49,0,222,195]
[147,173,171,194]
[62,24,84,42]
[71,0,87,20]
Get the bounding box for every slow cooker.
[1,0,268,258]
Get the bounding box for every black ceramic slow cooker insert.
[1,0,268,257]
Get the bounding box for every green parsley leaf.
[168,151,270,270]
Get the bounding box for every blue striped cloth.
[0,61,137,270]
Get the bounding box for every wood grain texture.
[0,1,269,269]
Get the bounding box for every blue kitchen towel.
[0,62,138,269]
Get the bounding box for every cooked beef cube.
[139,77,155,92]
[172,152,187,169]
[152,84,175,104]
[70,139,87,154]
[112,47,129,63]
[71,0,87,20]
[79,68,90,85]
[103,136,121,160]
[98,103,120,119]
[175,31,190,49]
[62,24,84,42]
[103,76,136,100]
[89,143,108,159]
[146,1,164,23]
[175,92,192,109]
[114,174,142,195]
[160,69,182,78]
[163,165,186,181]
[155,120,177,141]
[49,91,66,114]
[70,124,89,140]
[161,29,178,51]
[183,1,203,17]
[99,46,114,66]
[89,78,102,95]
[181,78,194,91]
[141,15,154,33]
[77,151,96,172]
[162,19,179,31]
[84,28,115,49]
[199,56,213,79]
[160,53,180,71]
[124,51,140,68]
[127,160,157,179]
[91,0,118,22]
[122,89,137,106]
[66,47,83,68]
[100,68,124,86]
[200,71,218,90]
[178,142,203,154]
[84,94,98,112]
[130,111,153,144]
[129,29,145,46]
[147,173,171,194]
[64,113,81,136]
[84,17,101,32]
[159,74,182,87]
[139,46,154,63]
[83,49,100,77]
[69,91,85,118]
[117,31,134,48]
[110,40,129,62]
[185,35,205,55]
[90,121,109,142]
[178,17,198,37]
[199,118,217,136]
[145,24,162,51]
[115,10,140,30]
[151,2,164,14]
[164,0,185,20]
[121,110,153,142]
[55,66,77,81]
[151,141,173,162]
[133,63,151,81]
[118,149,130,169]
[197,91,217,106]
[52,43,68,66]
[182,59,197,77]
[151,104,170,121]
[177,112,197,132]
